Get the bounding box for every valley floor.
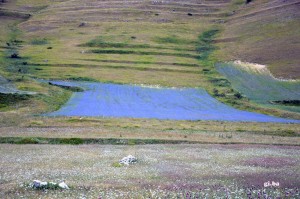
[0,144,299,198]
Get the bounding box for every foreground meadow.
[0,144,299,198]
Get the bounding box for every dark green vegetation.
[196,29,220,60]
[30,183,61,190]
[0,93,30,110]
[271,100,300,106]
[30,38,48,45]
[67,76,98,82]
[90,49,198,58]
[48,82,84,92]
[0,137,199,145]
[11,137,85,145]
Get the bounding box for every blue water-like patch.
[46,81,300,123]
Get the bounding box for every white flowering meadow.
[0,144,299,198]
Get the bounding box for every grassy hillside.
[0,0,299,119]
[17,0,220,87]
[217,0,300,79]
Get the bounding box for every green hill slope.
[0,0,299,119]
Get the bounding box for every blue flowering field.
[47,81,299,123]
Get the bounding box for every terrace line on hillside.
[46,81,300,123]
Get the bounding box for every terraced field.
[19,0,226,87]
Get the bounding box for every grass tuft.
[16,137,40,144]
[112,162,123,168]
[55,138,84,145]
[154,36,193,45]
[30,38,48,45]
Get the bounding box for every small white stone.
[119,155,137,165]
[32,180,47,188]
[59,182,69,189]
[32,180,41,188]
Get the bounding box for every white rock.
[119,155,137,165]
[32,180,41,188]
[32,180,69,189]
[59,182,70,189]
[32,180,48,188]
